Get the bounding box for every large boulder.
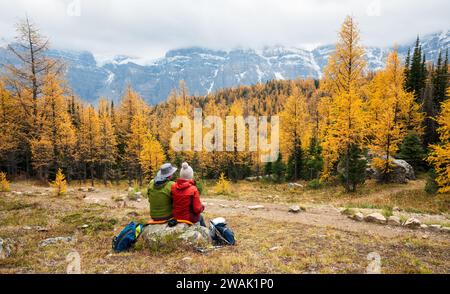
[364,213,387,224]
[373,157,415,184]
[141,223,210,250]
[403,217,421,229]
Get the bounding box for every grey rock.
[373,157,415,184]
[352,212,365,222]
[387,216,401,226]
[364,213,387,224]
[248,205,265,210]
[142,223,211,249]
[428,224,442,232]
[441,227,450,234]
[403,218,421,229]
[289,205,301,213]
[288,183,304,188]
[38,236,76,247]
[178,225,210,246]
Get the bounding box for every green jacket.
[147,179,174,220]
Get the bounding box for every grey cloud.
[0,0,449,62]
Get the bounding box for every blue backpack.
[209,218,236,246]
[112,222,145,253]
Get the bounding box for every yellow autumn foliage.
[214,172,230,195]
[0,172,10,192]
[52,168,67,196]
[427,90,450,193]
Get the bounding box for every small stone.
[352,212,364,222]
[219,204,229,208]
[38,236,76,247]
[88,187,96,192]
[23,226,32,231]
[36,226,49,232]
[182,257,193,262]
[387,216,401,226]
[248,205,265,210]
[127,211,139,217]
[269,246,281,252]
[428,224,442,232]
[421,234,429,239]
[420,224,428,229]
[289,205,301,213]
[78,224,89,229]
[137,198,142,202]
[440,227,450,234]
[288,183,304,188]
[403,217,421,229]
[364,213,387,224]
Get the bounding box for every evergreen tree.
[405,36,427,102]
[396,131,426,171]
[433,49,449,107]
[338,144,367,192]
[286,138,305,180]
[271,153,286,183]
[305,137,324,180]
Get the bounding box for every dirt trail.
[77,185,450,242]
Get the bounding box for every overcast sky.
[0,0,449,64]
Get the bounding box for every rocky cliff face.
[0,30,448,104]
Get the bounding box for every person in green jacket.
[147,163,177,221]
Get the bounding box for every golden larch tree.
[320,16,368,190]
[279,84,311,180]
[427,88,450,193]
[368,49,424,181]
[140,133,166,180]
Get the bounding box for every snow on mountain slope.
[0,31,448,105]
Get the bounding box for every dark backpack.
[209,218,236,246]
[112,222,145,253]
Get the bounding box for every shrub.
[307,179,323,190]
[0,172,11,192]
[214,173,230,195]
[424,169,439,194]
[51,169,67,196]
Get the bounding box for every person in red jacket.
[171,162,206,226]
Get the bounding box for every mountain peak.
[1,30,448,105]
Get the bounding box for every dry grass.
[0,185,449,274]
[205,178,449,215]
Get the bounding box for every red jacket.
[171,179,204,224]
